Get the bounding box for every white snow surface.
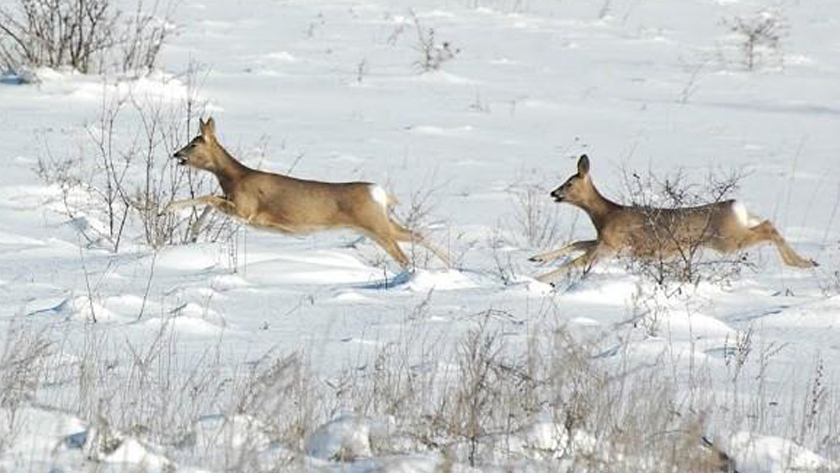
[1,0,839,471]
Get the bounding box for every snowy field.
[1,0,839,471]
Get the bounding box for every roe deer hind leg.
[390,221,451,268]
[359,220,411,268]
[744,221,818,268]
[529,240,598,264]
[371,233,411,268]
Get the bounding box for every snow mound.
[414,70,478,85]
[363,269,482,291]
[498,421,597,460]
[0,229,44,246]
[157,245,220,271]
[171,301,227,328]
[0,406,85,459]
[143,314,227,336]
[408,124,474,136]
[68,425,172,471]
[263,51,298,62]
[193,414,271,451]
[35,68,191,104]
[98,436,172,471]
[562,276,639,304]
[330,290,375,303]
[306,414,374,461]
[29,295,119,322]
[727,432,836,473]
[403,269,483,291]
[0,406,172,472]
[212,274,251,291]
[321,454,452,473]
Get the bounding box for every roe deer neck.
[211,145,251,195]
[578,183,620,232]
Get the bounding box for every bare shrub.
[37,65,239,251]
[620,167,751,287]
[0,0,173,76]
[487,226,521,285]
[726,11,784,71]
[54,323,311,470]
[410,10,459,72]
[509,183,563,250]
[355,57,368,83]
[490,179,567,285]
[389,175,449,269]
[678,56,711,104]
[820,269,840,297]
[234,351,310,440]
[8,308,839,471]
[0,322,50,411]
[116,1,174,76]
[451,320,505,466]
[329,314,737,471]
[0,321,51,454]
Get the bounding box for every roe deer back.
[529,155,817,284]
[165,117,449,268]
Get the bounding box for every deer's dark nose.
[172,149,189,165]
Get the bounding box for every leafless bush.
[509,183,563,250]
[330,314,738,471]
[117,1,173,76]
[355,57,368,83]
[234,351,309,438]
[37,65,239,251]
[0,321,51,454]
[0,322,50,411]
[0,0,173,77]
[820,269,840,297]
[678,56,711,104]
[726,11,784,71]
[451,320,505,466]
[487,226,521,285]
[620,167,752,287]
[8,308,839,470]
[390,176,448,269]
[410,10,459,72]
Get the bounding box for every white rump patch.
[369,184,389,208]
[732,201,762,228]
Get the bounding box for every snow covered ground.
[1,0,839,471]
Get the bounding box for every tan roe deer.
[164,118,449,268]
[530,155,817,284]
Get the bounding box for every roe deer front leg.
[535,244,606,284]
[529,240,597,264]
[162,195,236,216]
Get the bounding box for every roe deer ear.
[205,117,216,135]
[577,154,590,176]
[199,117,216,137]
